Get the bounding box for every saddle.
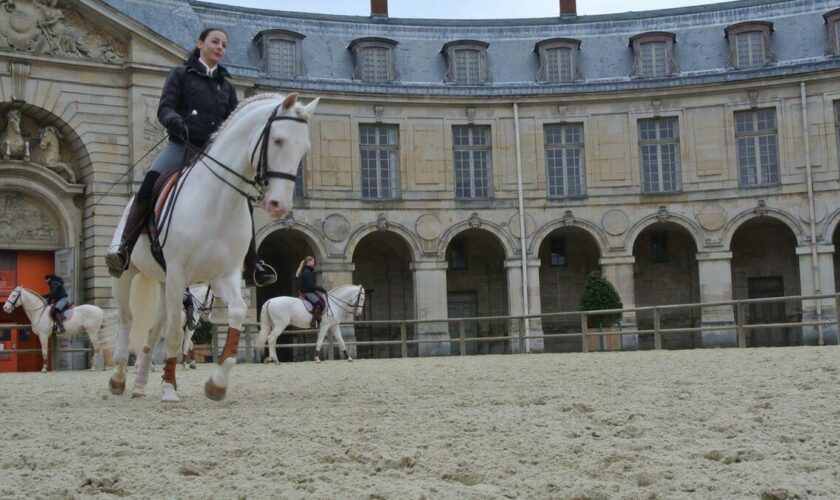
[297,292,324,313]
[144,167,188,271]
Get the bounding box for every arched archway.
[633,222,700,349]
[445,228,508,355]
[257,229,319,361]
[731,218,801,347]
[538,226,601,353]
[835,225,840,296]
[352,231,414,359]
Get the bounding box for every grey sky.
[200,0,723,18]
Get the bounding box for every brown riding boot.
[310,304,322,328]
[105,197,151,278]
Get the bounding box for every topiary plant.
[579,270,623,329]
[191,319,214,345]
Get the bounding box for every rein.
[327,286,365,315]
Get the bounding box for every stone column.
[599,256,638,350]
[505,258,544,353]
[319,260,357,359]
[412,260,450,356]
[797,245,838,345]
[696,251,737,347]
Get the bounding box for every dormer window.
[824,9,840,56]
[725,22,774,69]
[349,37,398,83]
[255,30,305,78]
[535,38,581,83]
[442,40,489,85]
[630,32,676,78]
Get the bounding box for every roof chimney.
[560,0,577,17]
[371,0,388,18]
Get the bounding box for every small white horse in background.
[182,283,214,369]
[3,286,112,372]
[108,93,319,402]
[256,284,365,363]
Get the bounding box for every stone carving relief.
[601,209,629,236]
[0,108,77,182]
[415,214,442,241]
[696,203,727,231]
[0,0,126,64]
[754,199,768,217]
[322,213,350,242]
[507,213,535,239]
[467,212,482,229]
[277,211,294,230]
[376,213,388,231]
[655,205,670,223]
[0,192,62,247]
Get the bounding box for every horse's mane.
[329,284,361,294]
[209,93,311,144]
[19,287,47,306]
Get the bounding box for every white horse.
[108,93,319,402]
[2,286,112,372]
[181,283,214,369]
[256,284,365,363]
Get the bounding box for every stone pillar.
[505,258,544,353]
[696,251,737,347]
[797,245,838,345]
[412,260,450,356]
[319,260,357,359]
[599,256,638,350]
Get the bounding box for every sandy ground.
[1,347,839,499]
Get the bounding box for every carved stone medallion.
[415,214,441,241]
[696,203,727,231]
[601,209,629,236]
[507,213,535,239]
[322,213,350,242]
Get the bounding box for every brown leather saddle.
[143,168,186,271]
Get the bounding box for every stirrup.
[252,262,278,287]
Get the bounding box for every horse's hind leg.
[109,270,136,394]
[331,326,352,362]
[267,322,288,364]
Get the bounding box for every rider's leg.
[242,202,278,288]
[52,297,68,333]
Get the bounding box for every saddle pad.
[300,298,314,313]
[153,171,181,222]
[61,307,74,321]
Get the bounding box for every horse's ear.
[281,92,299,112]
[300,97,320,122]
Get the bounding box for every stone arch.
[344,223,421,263]
[0,102,92,183]
[722,207,803,251]
[0,179,76,249]
[625,213,706,253]
[437,217,517,259]
[256,219,327,260]
[529,217,609,257]
[822,206,840,244]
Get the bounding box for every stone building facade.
[2,0,840,360]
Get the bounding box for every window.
[630,32,676,78]
[535,38,581,83]
[549,238,566,267]
[453,126,492,199]
[725,22,774,69]
[360,125,399,199]
[638,118,680,193]
[293,158,305,200]
[824,9,840,55]
[651,233,668,264]
[0,251,15,296]
[544,123,585,197]
[349,37,398,83]
[255,30,304,78]
[442,40,489,85]
[449,240,467,270]
[735,109,779,187]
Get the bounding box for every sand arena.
[1,346,839,498]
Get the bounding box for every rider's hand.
[165,115,188,141]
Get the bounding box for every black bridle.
[328,286,365,316]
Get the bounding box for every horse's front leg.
[38,332,50,372]
[160,276,187,403]
[204,273,246,401]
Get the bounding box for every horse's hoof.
[189,362,196,370]
[347,358,353,363]
[204,379,227,401]
[161,382,179,403]
[314,356,321,363]
[131,383,147,398]
[41,367,47,373]
[108,376,126,395]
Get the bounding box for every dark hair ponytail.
[190,27,227,59]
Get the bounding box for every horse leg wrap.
[219,327,240,364]
[162,357,177,390]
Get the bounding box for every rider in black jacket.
[296,256,326,327]
[105,27,276,287]
[44,274,68,334]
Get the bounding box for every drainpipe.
[800,81,823,345]
[513,103,530,353]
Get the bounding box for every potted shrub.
[191,319,214,362]
[579,270,623,351]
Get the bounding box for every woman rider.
[105,28,276,287]
[44,274,68,334]
[296,256,327,327]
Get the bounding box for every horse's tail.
[128,273,159,355]
[255,300,273,349]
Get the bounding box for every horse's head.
[3,286,22,314]
[353,285,366,317]
[5,109,21,133]
[259,93,320,218]
[38,126,62,150]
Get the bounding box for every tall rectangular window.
[638,117,680,193]
[453,126,492,199]
[361,46,390,83]
[267,39,296,78]
[735,31,765,68]
[0,251,16,297]
[545,47,573,83]
[735,109,779,187]
[453,49,481,84]
[360,125,399,199]
[544,123,585,197]
[639,42,668,77]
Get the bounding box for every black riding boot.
[105,172,159,278]
[51,309,65,334]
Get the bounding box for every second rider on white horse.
[296,256,326,327]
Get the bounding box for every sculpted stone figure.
[37,125,75,182]
[0,109,30,161]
